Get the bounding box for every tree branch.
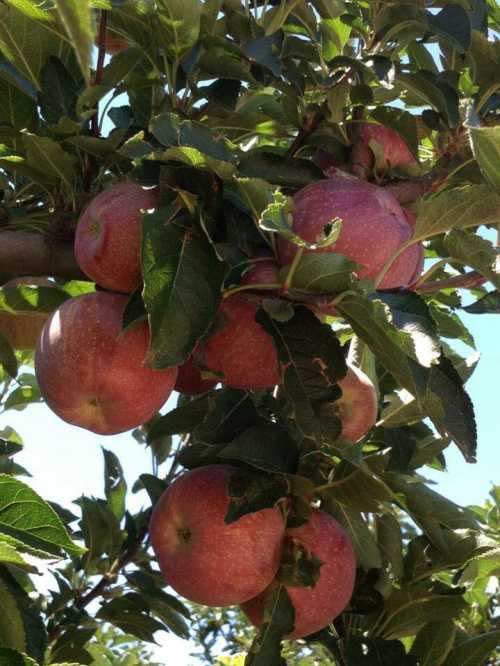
[414,271,487,293]
[91,10,108,138]
[0,231,84,279]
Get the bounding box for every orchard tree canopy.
[0,0,499,665]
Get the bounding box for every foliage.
[0,1,499,665]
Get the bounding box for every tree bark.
[0,231,85,279]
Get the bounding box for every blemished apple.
[277,173,423,290]
[174,354,218,395]
[35,292,177,435]
[202,295,282,390]
[242,509,356,639]
[320,364,378,443]
[149,464,286,606]
[75,181,158,294]
[0,277,53,350]
[349,122,417,178]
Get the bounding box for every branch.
[90,10,108,138]
[0,231,84,279]
[414,272,487,293]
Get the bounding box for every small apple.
[349,122,418,178]
[0,277,53,350]
[202,295,282,390]
[242,509,356,639]
[174,354,218,395]
[277,173,422,290]
[320,364,377,443]
[149,464,286,606]
[35,292,177,435]
[240,251,280,288]
[75,181,158,294]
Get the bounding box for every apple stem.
[282,246,304,293]
[222,282,283,299]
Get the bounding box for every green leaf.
[142,213,225,368]
[0,285,71,314]
[0,566,46,663]
[225,468,286,524]
[54,0,94,85]
[429,304,476,349]
[413,185,500,241]
[157,0,201,58]
[0,331,18,379]
[320,461,395,513]
[468,124,500,193]
[0,541,37,573]
[442,631,500,666]
[0,648,37,666]
[239,152,323,187]
[345,637,417,665]
[428,4,471,53]
[245,586,295,666]
[409,620,456,665]
[147,395,210,440]
[101,47,144,88]
[78,497,122,573]
[97,595,166,643]
[39,56,79,124]
[463,291,500,314]
[327,502,382,569]
[376,513,404,581]
[396,71,459,128]
[102,448,127,521]
[22,131,76,189]
[444,229,500,289]
[286,253,358,294]
[0,475,84,557]
[0,78,37,130]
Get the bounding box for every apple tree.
[0,0,499,664]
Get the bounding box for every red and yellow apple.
[242,509,356,639]
[149,464,286,606]
[0,277,53,350]
[75,181,158,294]
[35,292,177,435]
[202,295,282,390]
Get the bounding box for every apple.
[174,354,218,395]
[75,181,158,294]
[35,291,177,435]
[202,295,282,390]
[0,277,53,350]
[242,509,356,639]
[319,364,377,443]
[277,173,422,290]
[149,464,286,606]
[349,122,417,178]
[240,251,280,287]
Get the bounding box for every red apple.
[202,295,282,390]
[320,364,377,443]
[35,292,177,435]
[0,277,54,350]
[242,509,356,639]
[149,464,286,606]
[241,252,280,287]
[75,182,158,294]
[98,27,130,55]
[174,354,218,395]
[277,173,422,289]
[349,122,417,178]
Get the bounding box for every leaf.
[0,648,38,666]
[376,513,404,581]
[245,586,295,666]
[225,468,286,524]
[444,229,500,289]
[38,56,79,124]
[54,0,94,85]
[0,78,37,130]
[429,304,476,349]
[345,637,417,665]
[78,497,122,573]
[0,541,37,573]
[0,566,47,663]
[239,152,323,187]
[468,124,500,194]
[147,395,210,440]
[0,285,71,315]
[22,131,76,189]
[413,185,500,241]
[0,331,18,379]
[442,631,500,666]
[409,620,456,665]
[0,475,84,557]
[463,291,500,314]
[218,423,299,474]
[157,0,201,58]
[327,501,382,570]
[427,4,471,53]
[102,448,127,521]
[142,213,225,369]
[287,253,358,294]
[396,71,459,128]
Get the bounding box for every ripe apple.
[75,181,158,294]
[202,295,282,390]
[242,509,356,639]
[349,122,417,178]
[0,277,53,350]
[35,292,177,435]
[174,354,218,395]
[277,173,422,290]
[320,364,377,443]
[149,464,286,606]
[240,252,280,288]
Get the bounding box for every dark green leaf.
[463,291,500,314]
[54,0,94,85]
[78,497,122,573]
[409,620,456,665]
[102,448,127,521]
[0,648,37,666]
[157,0,201,58]
[245,586,295,666]
[345,637,417,665]
[444,229,500,289]
[239,152,323,187]
[225,468,286,524]
[0,331,18,379]
[443,631,500,666]
[38,56,79,124]
[428,5,471,53]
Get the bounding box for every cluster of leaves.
[0,0,499,665]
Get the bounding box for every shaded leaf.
[409,620,456,665]
[54,0,94,85]
[245,586,295,666]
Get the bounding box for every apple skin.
[202,295,282,390]
[174,354,218,395]
[320,364,377,443]
[241,252,280,287]
[277,174,422,290]
[75,182,158,294]
[35,292,177,435]
[242,509,356,639]
[149,464,286,606]
[0,277,53,350]
[349,122,417,177]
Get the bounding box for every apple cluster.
[2,121,422,640]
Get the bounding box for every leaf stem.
[282,246,304,292]
[222,282,282,299]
